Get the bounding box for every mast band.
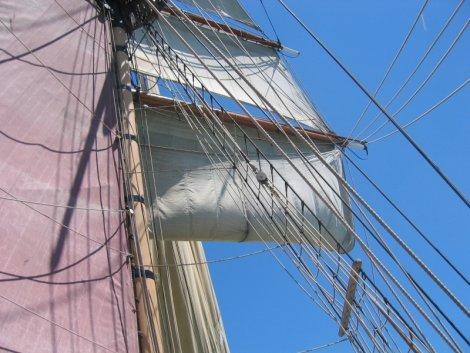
[121,133,138,142]
[132,266,156,281]
[115,44,128,54]
[125,194,145,204]
[119,84,137,92]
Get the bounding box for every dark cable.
[348,0,429,139]
[259,0,280,43]
[276,0,470,209]
[343,149,469,286]
[409,275,470,345]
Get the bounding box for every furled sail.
[139,109,354,252]
[177,0,258,28]
[154,241,230,353]
[134,14,328,131]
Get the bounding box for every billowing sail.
[139,109,354,252]
[177,0,258,28]
[134,14,327,131]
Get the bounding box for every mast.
[112,19,165,353]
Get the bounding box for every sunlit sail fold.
[134,14,328,131]
[176,0,258,28]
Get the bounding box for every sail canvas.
[139,109,355,252]
[134,14,327,131]
[0,1,138,352]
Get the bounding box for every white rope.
[359,19,469,142]
[0,294,118,352]
[156,73,420,350]
[297,337,348,352]
[0,187,129,256]
[141,28,438,350]
[0,194,125,213]
[347,0,430,140]
[351,0,465,140]
[143,245,282,267]
[369,78,469,143]
[149,7,470,325]
[164,0,468,294]
[137,14,466,350]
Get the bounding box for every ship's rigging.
[121,0,469,351]
[0,0,468,353]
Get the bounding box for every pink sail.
[0,1,138,352]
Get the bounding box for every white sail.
[134,15,327,131]
[139,110,354,252]
[156,241,230,353]
[177,0,258,28]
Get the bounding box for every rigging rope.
[149,12,464,340]
[0,194,125,213]
[259,0,281,43]
[0,19,119,138]
[152,7,470,322]
[0,294,119,352]
[141,46,436,350]
[353,0,465,141]
[275,0,470,209]
[149,62,398,350]
[181,0,470,287]
[297,337,348,352]
[156,78,346,323]
[136,6,466,348]
[369,78,469,144]
[347,0,430,140]
[143,245,283,267]
[360,19,469,142]
[0,187,129,256]
[163,88,363,349]
[174,107,387,351]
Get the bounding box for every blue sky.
[203,1,469,352]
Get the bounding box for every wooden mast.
[112,24,165,353]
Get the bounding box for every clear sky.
[203,1,469,352]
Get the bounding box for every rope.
[138,9,465,349]
[0,195,125,213]
[143,245,282,267]
[369,78,469,144]
[145,14,460,345]
[0,294,118,352]
[360,19,469,142]
[146,55,426,350]
[0,187,129,257]
[297,337,348,352]
[151,61,342,321]
[353,0,465,140]
[348,0,430,139]
[176,0,470,289]
[0,19,118,137]
[158,78,350,347]
[341,147,469,287]
[176,103,386,350]
[153,74,390,351]
[259,0,281,43]
[155,6,470,322]
[275,0,470,209]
